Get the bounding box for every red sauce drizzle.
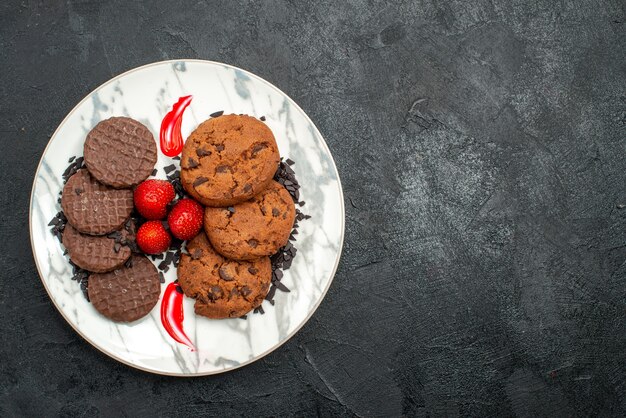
[160,95,193,157]
[160,282,195,350]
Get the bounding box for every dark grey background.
[1,0,624,416]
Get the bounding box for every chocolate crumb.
[260,116,266,121]
[215,144,225,152]
[210,110,224,118]
[164,164,176,174]
[151,169,157,176]
[159,272,165,283]
[175,285,184,294]
[248,267,258,275]
[247,239,258,248]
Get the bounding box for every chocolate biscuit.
[88,255,161,322]
[84,117,157,188]
[62,223,133,273]
[61,169,133,235]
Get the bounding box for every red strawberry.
[136,221,171,254]
[167,198,204,240]
[134,180,175,220]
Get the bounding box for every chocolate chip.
[151,168,157,176]
[187,157,199,169]
[247,239,258,248]
[299,201,306,207]
[251,143,268,157]
[243,183,252,193]
[193,177,208,187]
[219,267,234,281]
[196,148,212,157]
[216,165,230,173]
[175,285,184,294]
[286,158,295,166]
[191,248,203,260]
[172,156,181,161]
[272,208,280,217]
[208,285,223,300]
[260,116,266,121]
[248,267,258,275]
[164,164,176,174]
[230,287,240,298]
[159,272,165,283]
[68,156,75,163]
[215,144,225,152]
[240,286,252,297]
[210,110,224,118]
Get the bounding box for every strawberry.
[134,180,175,220]
[167,198,204,240]
[136,221,171,254]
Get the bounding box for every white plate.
[29,60,344,376]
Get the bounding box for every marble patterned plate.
[29,60,344,376]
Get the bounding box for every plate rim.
[29,59,345,377]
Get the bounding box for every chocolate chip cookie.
[180,114,280,207]
[61,169,134,235]
[62,222,134,273]
[204,180,295,260]
[177,232,271,319]
[88,255,161,322]
[84,117,157,188]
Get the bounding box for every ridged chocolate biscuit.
[204,180,295,260]
[180,115,280,207]
[88,255,161,322]
[84,117,157,188]
[177,232,271,319]
[61,169,133,235]
[62,222,134,273]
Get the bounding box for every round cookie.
[62,222,134,273]
[177,232,271,319]
[61,169,133,235]
[180,114,280,207]
[84,117,157,188]
[204,180,295,260]
[88,255,161,322]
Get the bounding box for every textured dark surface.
[1,0,625,416]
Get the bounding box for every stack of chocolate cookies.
[177,115,296,319]
[60,117,161,323]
